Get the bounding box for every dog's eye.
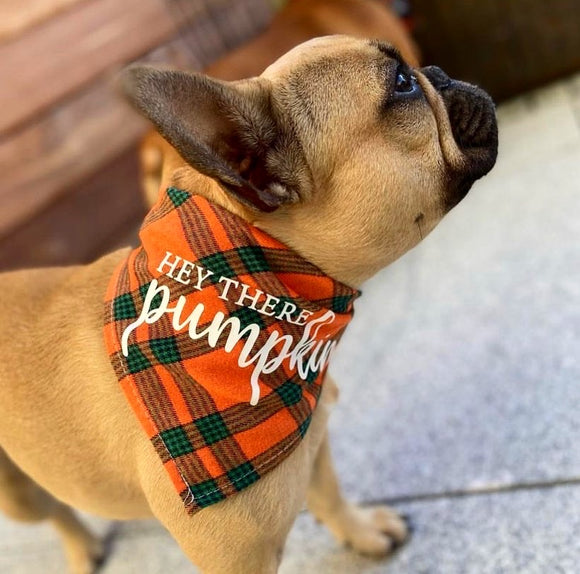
[394,67,418,94]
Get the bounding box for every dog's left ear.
[120,65,299,212]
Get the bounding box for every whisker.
[415,213,425,240]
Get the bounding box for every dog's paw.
[336,503,409,557]
[64,536,105,574]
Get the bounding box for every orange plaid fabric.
[103,187,359,513]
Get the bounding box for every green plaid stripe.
[330,295,352,313]
[298,416,312,438]
[160,427,193,458]
[195,413,230,445]
[230,306,266,332]
[113,293,137,320]
[188,479,226,507]
[236,246,270,274]
[139,282,163,308]
[276,380,303,406]
[227,461,260,491]
[150,337,181,364]
[125,344,151,374]
[167,187,191,208]
[198,252,234,280]
[305,368,319,384]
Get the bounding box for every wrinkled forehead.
[261,35,395,80]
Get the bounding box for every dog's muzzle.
[422,66,499,209]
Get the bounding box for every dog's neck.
[167,168,365,289]
[169,167,252,221]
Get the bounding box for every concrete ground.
[1,73,579,573]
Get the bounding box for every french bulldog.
[0,36,497,574]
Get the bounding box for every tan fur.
[0,36,497,573]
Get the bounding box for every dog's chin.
[422,66,499,210]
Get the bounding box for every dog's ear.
[119,65,298,212]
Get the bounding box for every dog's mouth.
[421,66,499,209]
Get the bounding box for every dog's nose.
[421,66,451,90]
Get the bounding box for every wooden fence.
[0,0,273,270]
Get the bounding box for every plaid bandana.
[103,187,359,513]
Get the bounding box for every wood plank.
[0,146,145,271]
[0,38,198,240]
[0,79,146,239]
[0,0,273,240]
[176,0,274,69]
[0,0,273,253]
[0,0,182,134]
[0,0,89,43]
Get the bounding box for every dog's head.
[121,36,498,285]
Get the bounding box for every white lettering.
[259,293,280,317]
[121,250,345,406]
[193,266,215,290]
[175,260,194,285]
[235,284,264,310]
[156,251,182,279]
[217,277,240,301]
[121,279,171,355]
[121,282,340,406]
[296,308,314,326]
[276,300,298,323]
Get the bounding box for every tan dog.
[0,36,497,574]
[141,0,421,207]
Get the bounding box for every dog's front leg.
[306,417,409,555]
[0,449,103,574]
[144,468,293,573]
[141,398,325,574]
